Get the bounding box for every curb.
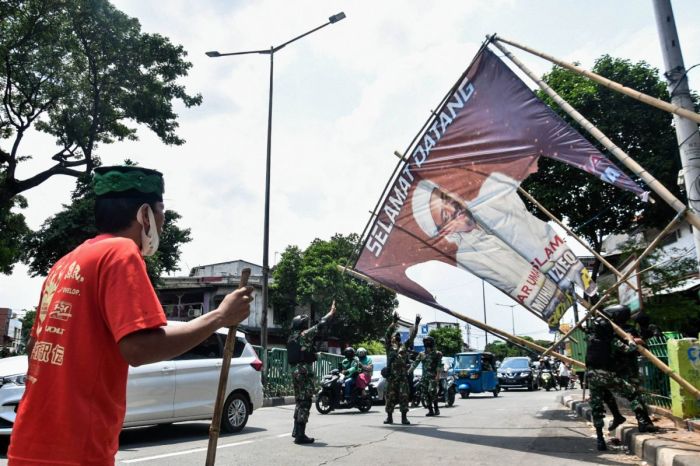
[262,396,295,407]
[558,394,700,466]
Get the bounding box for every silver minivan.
[0,324,263,435]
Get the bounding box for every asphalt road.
[0,388,643,465]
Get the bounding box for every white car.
[369,355,387,402]
[0,325,263,435]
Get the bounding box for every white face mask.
[136,204,160,257]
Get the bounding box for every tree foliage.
[0,0,201,270]
[484,336,553,360]
[428,326,463,356]
[356,339,385,356]
[524,56,686,279]
[270,233,398,345]
[22,174,192,284]
[19,309,35,354]
[0,194,29,274]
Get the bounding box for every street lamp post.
[207,12,346,374]
[496,303,518,335]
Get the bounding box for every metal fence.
[638,332,681,409]
[252,345,344,397]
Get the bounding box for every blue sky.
[2,0,699,346]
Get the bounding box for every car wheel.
[527,381,533,391]
[221,392,249,433]
[447,387,456,407]
[315,393,332,414]
[460,391,470,399]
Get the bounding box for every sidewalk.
[558,392,700,466]
[263,396,295,407]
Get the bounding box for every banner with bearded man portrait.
[354,46,645,329]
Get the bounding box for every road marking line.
[120,440,255,463]
[276,433,291,438]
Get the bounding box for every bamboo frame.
[493,35,700,125]
[491,38,700,231]
[206,268,251,466]
[518,187,639,292]
[338,265,585,369]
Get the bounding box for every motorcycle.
[538,369,558,392]
[315,369,372,414]
[410,374,422,407]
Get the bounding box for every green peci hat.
[93,166,164,201]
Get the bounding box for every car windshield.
[454,354,479,370]
[500,358,530,370]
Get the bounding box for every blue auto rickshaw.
[453,351,500,398]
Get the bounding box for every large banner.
[355,48,646,329]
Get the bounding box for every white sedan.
[0,325,263,435]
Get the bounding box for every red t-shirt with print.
[8,234,167,465]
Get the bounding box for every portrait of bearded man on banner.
[410,177,569,325]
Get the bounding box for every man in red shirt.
[8,166,253,465]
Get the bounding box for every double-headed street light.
[206,12,346,371]
[496,303,518,335]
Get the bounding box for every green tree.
[19,309,35,354]
[270,233,398,345]
[484,336,548,359]
[269,245,302,329]
[22,175,191,284]
[429,326,463,357]
[0,0,201,271]
[524,56,686,280]
[356,339,385,355]
[0,195,29,274]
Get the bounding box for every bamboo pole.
[518,187,639,292]
[542,210,685,356]
[206,268,251,466]
[493,35,700,125]
[491,39,700,231]
[337,265,586,369]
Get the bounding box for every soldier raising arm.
[288,301,337,445]
[383,313,421,425]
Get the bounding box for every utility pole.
[653,0,700,272]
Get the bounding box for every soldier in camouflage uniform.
[585,304,656,451]
[288,301,337,445]
[410,335,441,416]
[384,312,420,425]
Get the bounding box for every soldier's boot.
[604,394,626,431]
[294,422,315,445]
[383,412,393,424]
[401,411,411,425]
[292,421,297,438]
[595,426,607,451]
[433,401,440,416]
[635,409,658,433]
[425,404,435,417]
